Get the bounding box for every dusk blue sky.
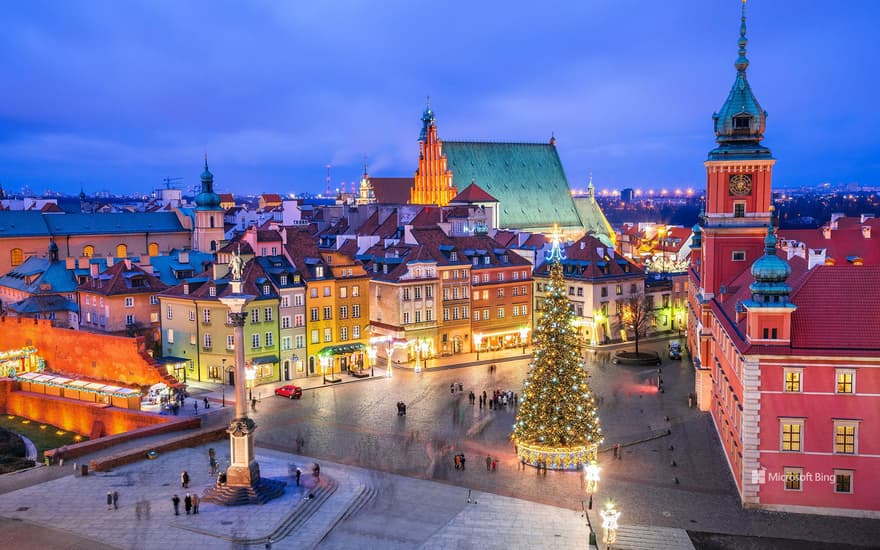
[1,1,878,197]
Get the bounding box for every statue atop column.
[229,246,244,282]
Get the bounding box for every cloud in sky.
[1,0,878,196]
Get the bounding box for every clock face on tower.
[728,173,752,196]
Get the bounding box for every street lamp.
[519,326,529,354]
[368,346,376,377]
[474,333,482,361]
[593,311,605,346]
[321,355,329,384]
[600,500,621,545]
[419,340,429,372]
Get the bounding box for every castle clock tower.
[193,156,225,253]
[700,0,774,299]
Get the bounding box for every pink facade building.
[688,4,880,517]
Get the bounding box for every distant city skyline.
[1,1,878,197]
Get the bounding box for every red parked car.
[274,385,303,399]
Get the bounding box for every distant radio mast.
[325,164,332,196]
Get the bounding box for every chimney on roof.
[106,257,114,267]
[65,257,75,270]
[580,241,585,250]
[822,226,831,239]
[179,250,189,263]
[860,213,875,224]
[830,213,844,229]
[124,259,131,270]
[78,257,89,269]
[808,248,827,270]
[90,263,99,277]
[862,225,871,239]
[139,254,150,265]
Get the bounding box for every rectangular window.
[189,334,196,345]
[124,297,134,308]
[203,333,212,349]
[340,326,349,341]
[403,311,410,324]
[783,369,802,392]
[203,309,211,323]
[310,308,318,322]
[166,305,173,320]
[352,285,360,297]
[227,335,234,350]
[734,202,746,218]
[568,286,575,296]
[323,306,332,320]
[311,330,319,344]
[340,306,348,319]
[251,309,260,324]
[513,306,520,316]
[462,306,469,319]
[166,329,174,344]
[294,295,304,306]
[522,305,528,316]
[125,314,134,325]
[324,328,332,342]
[834,422,857,454]
[783,467,803,491]
[473,275,479,285]
[295,335,305,349]
[497,289,505,298]
[150,295,159,305]
[473,291,480,301]
[443,288,451,300]
[280,275,288,286]
[443,308,450,321]
[264,308,273,322]
[340,286,347,298]
[426,286,433,299]
[353,325,361,339]
[310,288,318,298]
[835,471,853,494]
[780,421,802,452]
[323,286,331,297]
[601,287,608,298]
[616,285,623,295]
[189,310,195,322]
[576,288,583,297]
[415,310,421,323]
[209,286,216,297]
[403,288,410,301]
[497,273,504,282]
[352,304,360,318]
[482,274,489,283]
[281,295,290,308]
[836,370,855,394]
[483,309,489,320]
[732,251,746,261]
[453,287,459,299]
[252,333,260,349]
[414,287,422,300]
[497,307,505,319]
[281,316,291,329]
[265,332,274,347]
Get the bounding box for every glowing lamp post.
[474,333,483,360]
[321,355,330,384]
[519,326,529,354]
[245,363,256,401]
[593,311,605,346]
[419,340,429,372]
[368,346,377,377]
[585,460,601,494]
[600,501,621,545]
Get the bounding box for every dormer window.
[280,275,288,285]
[315,266,324,278]
[263,284,271,295]
[209,286,216,297]
[733,114,752,132]
[450,251,458,262]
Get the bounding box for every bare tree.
[621,293,654,355]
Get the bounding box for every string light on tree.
[512,225,603,470]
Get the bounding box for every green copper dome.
[709,1,772,162]
[195,156,221,210]
[749,225,791,298]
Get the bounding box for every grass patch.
[0,415,87,457]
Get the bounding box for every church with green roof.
[383,103,614,245]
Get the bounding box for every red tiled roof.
[257,229,283,242]
[410,207,441,228]
[493,231,517,247]
[40,203,64,213]
[779,218,880,266]
[260,193,283,203]
[451,182,498,203]
[219,193,234,203]
[80,261,168,296]
[535,234,642,279]
[218,240,254,255]
[370,177,413,204]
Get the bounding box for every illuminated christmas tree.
[513,230,602,469]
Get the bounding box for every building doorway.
[283,360,290,381]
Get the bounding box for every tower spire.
[735,0,749,74]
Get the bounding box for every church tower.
[410,100,457,206]
[193,156,225,253]
[356,163,376,206]
[699,0,774,299]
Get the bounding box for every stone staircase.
[608,524,696,550]
[201,476,287,506]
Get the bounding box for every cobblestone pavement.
[1,339,879,549]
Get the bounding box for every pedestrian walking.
[460,454,466,470]
[204,397,210,409]
[181,470,190,488]
[184,493,192,515]
[192,493,200,514]
[106,491,113,511]
[194,401,198,414]
[486,455,492,471]
[454,454,461,470]
[251,397,257,412]
[112,490,119,510]
[172,494,180,515]
[450,383,455,394]
[313,463,320,479]
[492,459,497,472]
[295,468,301,486]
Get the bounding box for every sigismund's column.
[220,282,260,487]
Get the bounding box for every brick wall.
[0,316,168,388]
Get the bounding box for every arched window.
[82,245,95,258]
[148,242,159,256]
[210,240,217,251]
[116,244,128,258]
[10,248,23,267]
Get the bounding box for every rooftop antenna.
[325,164,332,197]
[162,176,183,190]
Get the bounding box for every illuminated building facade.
[688,3,880,517]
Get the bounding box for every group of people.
[396,401,407,416]
[171,493,200,515]
[485,455,499,472]
[479,389,518,410]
